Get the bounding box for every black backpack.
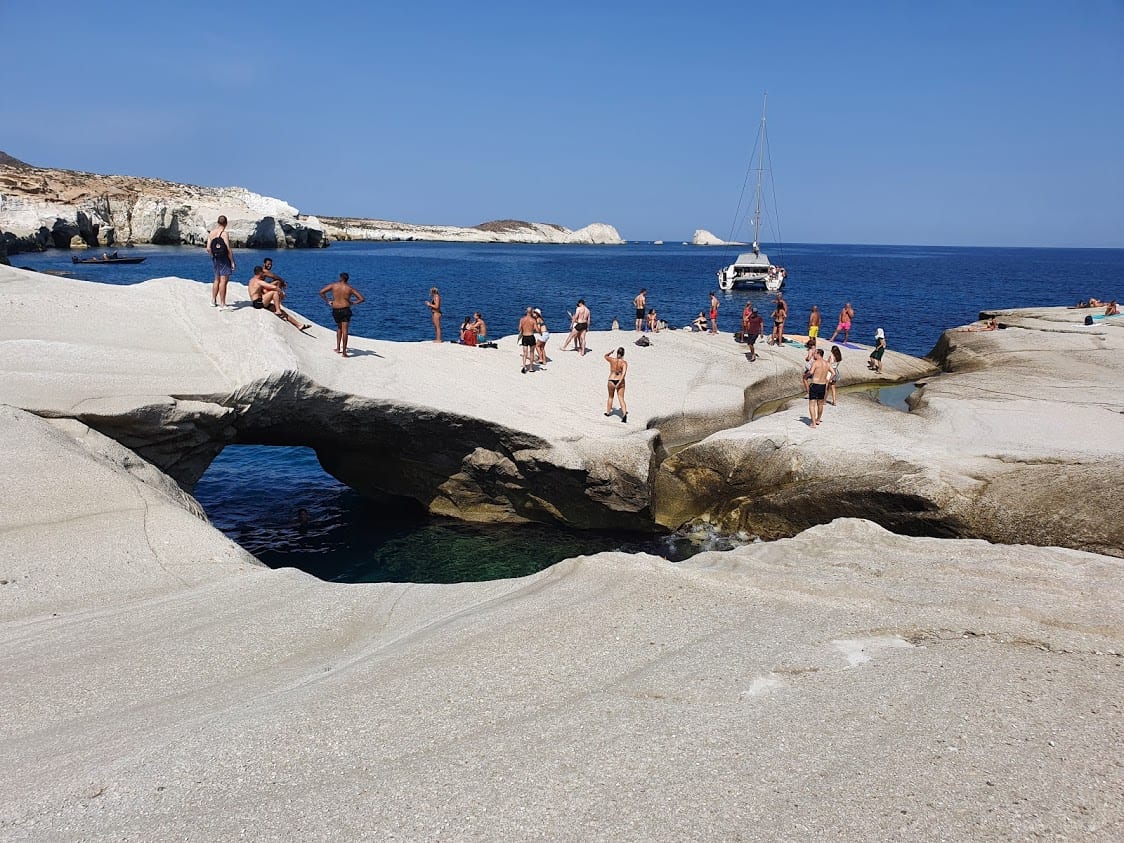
[210,235,228,258]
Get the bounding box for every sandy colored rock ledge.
[0,441,1121,840]
[655,308,1124,556]
[0,265,931,531]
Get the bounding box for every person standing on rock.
[319,272,364,357]
[746,306,764,361]
[533,308,550,366]
[518,307,537,373]
[807,348,832,428]
[603,347,628,423]
[828,345,843,405]
[770,296,787,345]
[708,291,720,334]
[829,302,854,343]
[634,288,647,332]
[574,299,591,356]
[426,287,442,343]
[471,312,487,340]
[808,305,822,341]
[206,215,235,309]
[868,331,887,374]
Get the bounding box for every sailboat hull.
[717,252,785,291]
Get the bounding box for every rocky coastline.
[0,153,624,255]
[2,266,1122,838]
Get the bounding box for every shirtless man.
[471,311,487,339]
[573,298,591,356]
[708,291,720,334]
[518,306,537,373]
[261,257,285,286]
[319,272,365,357]
[807,348,832,428]
[248,266,309,331]
[808,305,822,340]
[829,302,854,343]
[603,347,628,422]
[206,215,235,309]
[634,288,647,332]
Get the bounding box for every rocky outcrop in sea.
[0,152,624,254]
[692,228,742,246]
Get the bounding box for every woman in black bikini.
[426,287,442,343]
[603,347,628,423]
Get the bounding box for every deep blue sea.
[16,241,1122,581]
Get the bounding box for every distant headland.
[0,152,624,255]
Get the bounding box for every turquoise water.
[18,242,1123,581]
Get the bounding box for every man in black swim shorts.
[807,348,832,428]
[518,306,538,373]
[319,272,365,357]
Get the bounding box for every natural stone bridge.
[2,265,1121,555]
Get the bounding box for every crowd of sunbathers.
[1070,297,1119,315]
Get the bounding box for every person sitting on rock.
[248,266,309,331]
[1105,300,1120,317]
[690,311,707,332]
[471,312,487,339]
[460,315,478,346]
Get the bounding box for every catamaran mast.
[751,93,767,254]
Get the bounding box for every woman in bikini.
[533,308,550,365]
[426,287,442,343]
[603,347,628,423]
[828,345,843,405]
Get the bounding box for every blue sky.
[2,0,1121,246]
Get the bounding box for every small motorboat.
[72,252,146,265]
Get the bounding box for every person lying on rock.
[248,266,310,331]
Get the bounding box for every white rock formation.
[317,215,623,245]
[0,153,623,252]
[692,228,740,246]
[0,158,325,250]
[657,307,1124,557]
[0,264,930,532]
[2,270,1123,837]
[1,432,1121,840]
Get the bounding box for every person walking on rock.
[206,215,235,309]
[603,347,628,422]
[746,306,764,361]
[574,299,591,356]
[807,348,832,428]
[426,287,442,343]
[319,272,364,357]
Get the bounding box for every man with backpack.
[206,215,235,309]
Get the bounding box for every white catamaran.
[717,95,787,292]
